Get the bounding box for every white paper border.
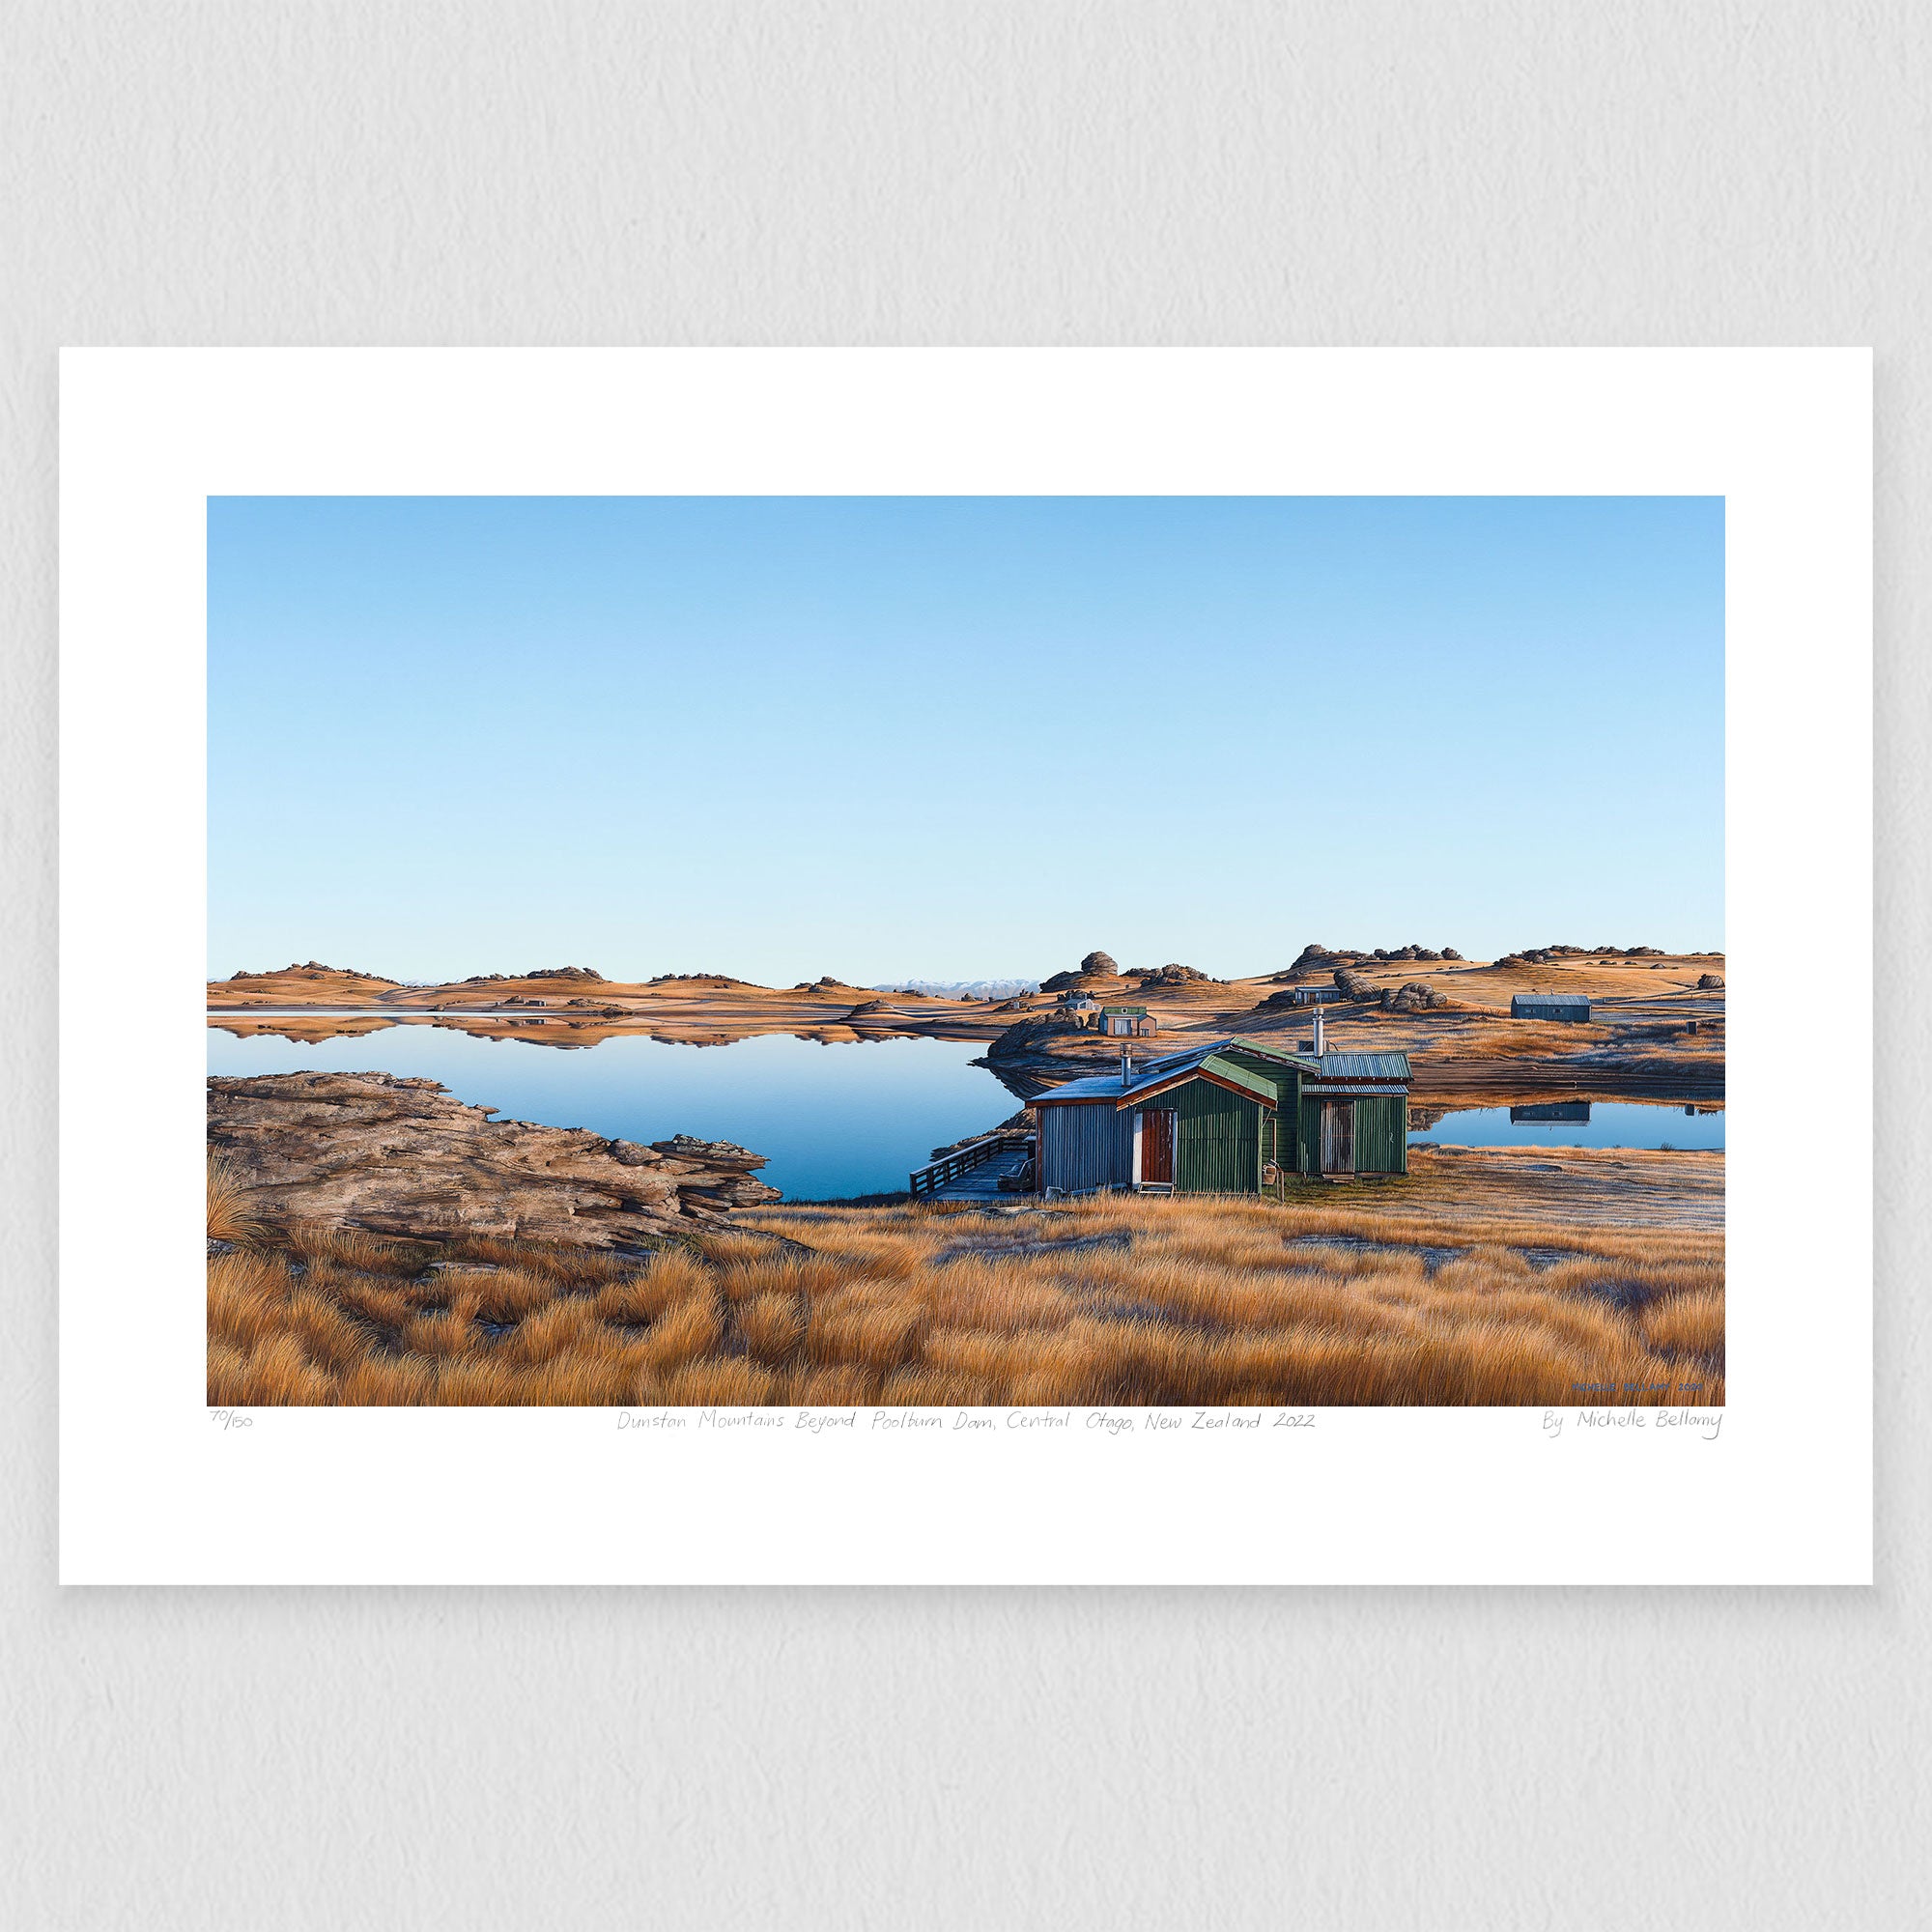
[59,348,1871,1583]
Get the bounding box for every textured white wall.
[4,4,1926,1925]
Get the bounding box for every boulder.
[1280,943,1368,978]
[1382,980,1448,1011]
[1080,951,1119,976]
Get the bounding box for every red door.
[1141,1109,1176,1185]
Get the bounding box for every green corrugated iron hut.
[1031,1036,1411,1194]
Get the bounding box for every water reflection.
[207,1024,1012,1201]
[1411,1100,1724,1151]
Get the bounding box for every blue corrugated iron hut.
[1032,1036,1411,1194]
[1511,992,1592,1022]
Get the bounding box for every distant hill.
[872,978,1040,1001]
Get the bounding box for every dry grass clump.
[738,1292,807,1363]
[209,1178,1723,1408]
[207,1156,267,1246]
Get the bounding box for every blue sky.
[208,496,1723,983]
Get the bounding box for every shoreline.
[208,952,1728,1103]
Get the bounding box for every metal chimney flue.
[1313,1009,1325,1058]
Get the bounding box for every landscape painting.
[206,495,1724,1410]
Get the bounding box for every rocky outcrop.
[226,961,397,984]
[1498,944,1667,967]
[979,1016,1120,1094]
[1038,952,1127,993]
[1275,943,1368,979]
[454,965,607,984]
[207,1071,779,1252]
[1383,980,1450,1011]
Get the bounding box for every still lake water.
[206,1025,1014,1200]
[207,1023,1724,1198]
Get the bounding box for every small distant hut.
[1099,1005,1157,1037]
[1511,992,1592,1023]
[1288,984,1344,1006]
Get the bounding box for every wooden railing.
[908,1132,1034,1198]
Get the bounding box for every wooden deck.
[922,1143,1035,1203]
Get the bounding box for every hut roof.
[1118,1052,1278,1109]
[1308,1050,1413,1081]
[1030,1072,1134,1104]
[1033,1042,1276,1109]
[1223,1037,1413,1083]
[1033,1038,1411,1107]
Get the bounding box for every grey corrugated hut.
[1511,993,1591,1022]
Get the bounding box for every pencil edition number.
[209,1409,254,1432]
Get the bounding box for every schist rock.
[207,1071,779,1250]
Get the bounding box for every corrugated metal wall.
[1222,1049,1301,1170]
[1041,1067,1395,1192]
[1293,1094,1408,1175]
[1297,1095,1321,1175]
[1038,1103,1133,1191]
[1170,1081,1265,1193]
[1352,1095,1407,1173]
[1512,996,1590,1021]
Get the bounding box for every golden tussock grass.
[208,1180,1723,1409]
[207,1156,268,1246]
[737,1292,807,1363]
